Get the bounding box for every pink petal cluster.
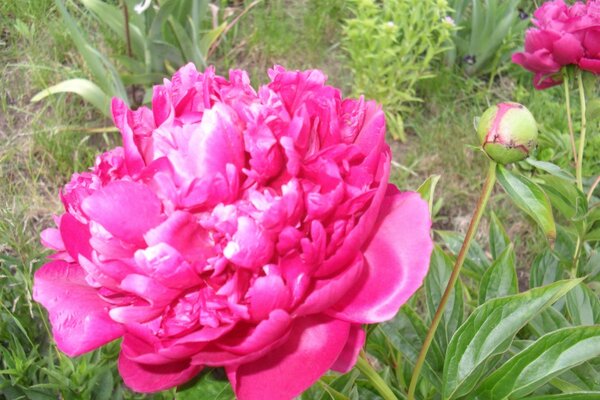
[512,0,600,89]
[33,64,433,399]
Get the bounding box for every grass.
[1,0,596,398]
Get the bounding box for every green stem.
[576,70,587,192]
[356,351,398,400]
[407,161,497,400]
[563,71,578,170]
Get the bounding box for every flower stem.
[563,71,578,171]
[407,161,497,400]
[576,70,587,192]
[356,351,398,400]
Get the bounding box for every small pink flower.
[33,65,433,399]
[512,0,600,89]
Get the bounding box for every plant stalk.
[122,0,133,59]
[407,161,497,400]
[356,351,398,400]
[576,70,587,192]
[563,71,578,171]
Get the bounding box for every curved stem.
[407,161,497,400]
[356,351,398,400]
[563,70,578,170]
[576,70,587,192]
[587,175,600,202]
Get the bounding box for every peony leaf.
[31,79,111,116]
[488,211,510,259]
[417,174,441,216]
[175,369,234,400]
[527,394,600,400]
[379,306,443,388]
[529,250,563,289]
[478,244,518,305]
[475,326,600,399]
[425,246,464,351]
[566,283,600,325]
[496,164,556,242]
[442,278,582,399]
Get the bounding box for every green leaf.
[167,16,206,68]
[529,306,570,337]
[528,394,600,400]
[586,227,600,242]
[530,250,564,288]
[475,326,600,399]
[436,230,489,275]
[425,246,464,351]
[54,0,127,100]
[488,211,510,259]
[80,0,146,57]
[580,251,600,281]
[496,164,556,242]
[31,79,111,116]
[478,244,518,304]
[379,307,443,387]
[540,175,588,222]
[526,159,575,181]
[417,175,441,216]
[175,369,234,400]
[566,283,600,325]
[442,279,582,399]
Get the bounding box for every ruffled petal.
[81,180,163,245]
[226,315,350,400]
[119,351,203,393]
[32,261,124,356]
[331,186,432,323]
[331,324,365,373]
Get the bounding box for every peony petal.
[331,324,365,373]
[59,213,92,260]
[331,186,433,323]
[82,180,163,245]
[579,57,600,74]
[111,98,145,175]
[552,33,584,65]
[119,351,203,393]
[294,254,363,316]
[32,261,124,356]
[226,315,350,400]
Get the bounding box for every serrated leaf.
[425,246,464,351]
[417,175,441,216]
[475,326,600,399]
[442,279,582,399]
[175,369,234,400]
[497,164,556,242]
[478,244,518,304]
[488,211,510,259]
[566,283,600,325]
[31,79,111,116]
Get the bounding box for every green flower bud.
[477,102,538,164]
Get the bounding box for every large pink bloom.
[512,0,600,89]
[33,65,433,399]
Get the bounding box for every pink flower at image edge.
[33,64,433,399]
[512,0,600,89]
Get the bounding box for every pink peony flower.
[513,0,600,89]
[33,64,433,399]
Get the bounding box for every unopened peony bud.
[477,102,538,164]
